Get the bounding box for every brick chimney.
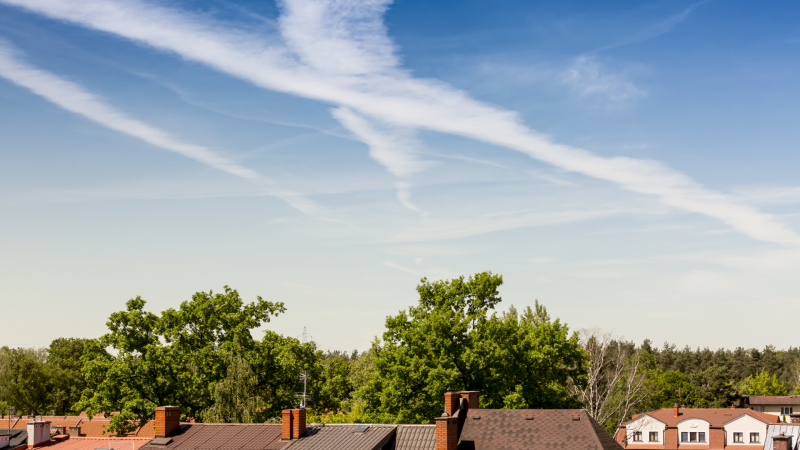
[435,414,458,450]
[444,390,460,417]
[458,391,480,410]
[773,433,792,450]
[281,409,306,440]
[790,414,800,424]
[673,404,680,417]
[155,406,180,438]
[27,420,50,448]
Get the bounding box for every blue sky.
[1,0,800,352]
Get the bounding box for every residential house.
[615,405,778,449]
[748,397,800,423]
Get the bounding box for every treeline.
[1,273,798,436]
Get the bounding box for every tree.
[0,347,49,415]
[202,353,265,423]
[737,369,787,396]
[647,371,699,409]
[44,338,90,414]
[569,329,652,433]
[357,273,587,423]
[76,286,311,434]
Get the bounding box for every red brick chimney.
[458,391,480,410]
[673,404,680,417]
[281,409,306,440]
[435,414,458,450]
[444,390,460,417]
[773,433,792,450]
[155,406,180,438]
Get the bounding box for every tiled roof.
[625,408,779,427]
[394,425,435,450]
[36,437,151,450]
[285,424,396,450]
[11,418,81,432]
[457,409,622,450]
[749,396,800,406]
[141,423,284,450]
[0,428,27,450]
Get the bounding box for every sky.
[1,0,800,353]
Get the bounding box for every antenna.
[295,370,312,408]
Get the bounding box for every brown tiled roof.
[623,408,779,427]
[35,437,151,450]
[457,409,622,450]
[142,423,284,450]
[749,396,800,406]
[285,424,396,450]
[394,425,435,450]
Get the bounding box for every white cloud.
[2,0,798,245]
[560,56,646,105]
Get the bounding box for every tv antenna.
[295,371,312,408]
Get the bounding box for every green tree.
[737,369,787,396]
[357,273,587,423]
[44,338,90,414]
[0,347,49,415]
[202,353,265,423]
[646,371,699,409]
[77,286,312,434]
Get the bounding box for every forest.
[1,273,798,435]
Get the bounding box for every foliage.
[736,369,787,396]
[357,273,587,423]
[76,286,316,434]
[202,353,266,423]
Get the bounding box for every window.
[781,407,793,415]
[751,406,764,412]
[681,432,689,442]
[632,432,642,442]
[699,432,706,442]
[734,432,743,443]
[690,432,698,442]
[750,433,759,443]
[649,432,659,442]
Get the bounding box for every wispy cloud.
[560,56,647,106]
[598,0,711,51]
[0,40,260,180]
[1,0,798,245]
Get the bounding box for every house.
[748,397,800,423]
[614,405,778,449]
[142,391,620,450]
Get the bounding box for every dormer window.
[649,432,658,442]
[734,432,743,443]
[750,433,759,443]
[632,432,642,442]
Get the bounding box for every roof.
[0,428,27,450]
[457,409,622,450]
[141,423,284,450]
[750,396,800,406]
[393,425,435,450]
[765,424,800,450]
[10,417,156,438]
[31,437,151,450]
[285,424,396,450]
[623,408,778,427]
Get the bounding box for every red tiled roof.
[748,396,800,406]
[37,437,151,450]
[394,425,435,450]
[623,408,778,427]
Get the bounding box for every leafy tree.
[646,371,699,409]
[737,369,787,396]
[0,347,49,415]
[77,286,312,434]
[202,353,265,423]
[357,273,587,423]
[44,338,90,414]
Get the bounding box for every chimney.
[281,409,306,440]
[444,390,460,417]
[435,414,458,450]
[790,414,800,424]
[673,404,680,417]
[458,391,480,410]
[27,420,51,448]
[0,434,9,449]
[68,427,80,437]
[773,433,792,450]
[155,406,180,438]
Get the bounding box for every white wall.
[677,418,711,443]
[626,415,667,444]
[725,415,769,445]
